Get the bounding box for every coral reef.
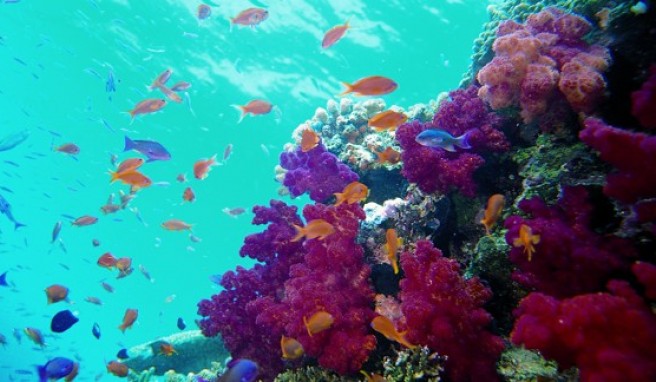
[382,346,446,382]
[399,240,505,381]
[496,347,561,382]
[274,366,354,382]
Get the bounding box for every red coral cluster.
[477,7,610,123]
[399,240,505,382]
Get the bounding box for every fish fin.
[290,224,305,242]
[123,136,135,152]
[36,365,48,382]
[338,82,353,96]
[14,222,25,230]
[443,144,456,152]
[456,131,472,150]
[230,104,246,123]
[532,234,541,244]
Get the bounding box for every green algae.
[274,366,356,382]
[497,347,560,382]
[382,346,446,382]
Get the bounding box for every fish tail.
[118,324,126,333]
[36,365,48,382]
[109,170,120,183]
[123,136,135,152]
[290,224,305,242]
[230,104,246,123]
[456,131,472,150]
[14,221,25,230]
[338,82,353,96]
[333,192,344,206]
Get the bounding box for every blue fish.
[92,322,101,339]
[50,310,79,333]
[106,69,116,95]
[0,130,29,152]
[415,129,471,152]
[124,136,171,161]
[116,348,129,359]
[0,193,25,230]
[0,271,8,287]
[36,357,75,382]
[218,359,258,382]
[51,221,62,244]
[177,317,186,330]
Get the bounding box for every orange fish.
[322,19,350,49]
[100,194,121,215]
[110,170,152,190]
[116,257,133,276]
[513,224,541,261]
[368,110,407,132]
[85,296,103,305]
[303,311,334,336]
[480,194,505,235]
[24,327,45,347]
[149,69,172,90]
[116,158,144,173]
[232,100,273,123]
[334,181,369,206]
[183,187,195,203]
[162,219,193,231]
[383,229,403,274]
[176,173,187,183]
[340,76,398,96]
[97,252,118,269]
[291,219,335,242]
[281,335,304,360]
[193,155,218,180]
[54,143,80,155]
[360,370,386,382]
[159,342,177,356]
[45,284,69,304]
[375,147,401,165]
[106,361,129,377]
[231,7,269,28]
[300,128,320,152]
[156,84,183,103]
[72,215,98,226]
[370,315,416,349]
[118,308,138,333]
[127,98,166,119]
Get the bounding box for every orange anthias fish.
[480,194,505,235]
[300,128,320,152]
[45,284,69,304]
[72,215,98,226]
[54,143,80,155]
[384,229,403,274]
[281,335,304,360]
[106,361,129,377]
[193,154,218,180]
[24,327,45,347]
[159,342,177,356]
[368,110,408,132]
[322,19,350,49]
[334,181,369,206]
[149,69,172,90]
[231,7,269,28]
[303,311,334,336]
[360,370,386,382]
[110,170,152,190]
[156,84,183,103]
[340,76,398,96]
[232,100,273,123]
[85,296,103,305]
[182,187,195,203]
[162,219,193,231]
[127,98,166,119]
[100,194,121,215]
[291,219,335,242]
[116,257,133,277]
[513,224,541,261]
[118,308,138,333]
[375,147,401,165]
[370,315,416,349]
[97,252,118,269]
[116,158,144,173]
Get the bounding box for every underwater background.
[2,0,656,382]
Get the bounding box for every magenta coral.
[276,202,377,375]
[399,240,505,381]
[632,64,656,129]
[279,143,359,202]
[579,117,656,206]
[504,186,636,298]
[633,261,656,300]
[396,85,507,196]
[477,7,610,123]
[511,282,656,382]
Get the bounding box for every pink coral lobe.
[631,64,656,129]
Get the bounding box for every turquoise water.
[0,0,488,380]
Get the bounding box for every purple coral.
[504,187,636,298]
[399,240,505,382]
[279,143,359,203]
[396,86,506,196]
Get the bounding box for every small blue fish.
[106,69,116,96]
[0,130,29,152]
[209,274,222,285]
[36,357,76,382]
[219,359,258,382]
[51,221,62,243]
[92,322,101,339]
[50,310,79,333]
[124,136,171,161]
[0,193,25,230]
[415,129,471,152]
[12,328,21,343]
[0,271,8,287]
[177,317,186,330]
[116,348,129,359]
